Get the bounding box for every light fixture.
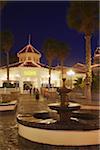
[67,70,75,76]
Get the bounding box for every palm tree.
[57,41,69,82]
[9,52,19,64]
[74,77,83,88]
[92,72,99,92]
[42,38,57,87]
[0,1,7,11]
[0,1,7,66]
[0,31,14,85]
[74,77,85,93]
[67,1,99,100]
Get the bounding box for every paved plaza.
[0,94,99,150]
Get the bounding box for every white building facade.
[0,41,60,93]
[0,37,99,94]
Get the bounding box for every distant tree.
[0,31,14,85]
[92,73,99,92]
[74,77,84,90]
[0,1,7,66]
[42,39,57,87]
[67,1,99,100]
[9,53,19,64]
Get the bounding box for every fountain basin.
[33,111,51,119]
[0,100,17,111]
[48,102,80,112]
[48,102,81,122]
[17,113,100,146]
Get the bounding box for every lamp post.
[67,70,75,89]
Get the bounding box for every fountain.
[17,78,100,146]
[48,78,80,123]
[0,94,17,112]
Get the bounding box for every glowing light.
[26,78,30,81]
[23,70,36,76]
[67,70,75,76]
[11,81,14,84]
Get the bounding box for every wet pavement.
[0,94,99,150]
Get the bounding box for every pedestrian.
[29,87,32,95]
[35,88,40,100]
[25,86,29,94]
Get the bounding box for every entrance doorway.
[23,81,32,91]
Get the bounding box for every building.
[0,36,99,93]
[92,47,100,75]
[0,38,60,93]
[55,64,86,89]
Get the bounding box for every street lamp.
[66,70,75,89]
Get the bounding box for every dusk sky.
[1,1,99,66]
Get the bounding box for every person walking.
[35,88,40,101]
[29,87,32,95]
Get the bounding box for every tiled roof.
[73,63,86,68]
[37,62,48,68]
[20,61,41,67]
[17,44,41,55]
[73,68,86,73]
[92,64,100,68]
[73,63,86,73]
[1,62,23,69]
[0,61,49,69]
[1,61,39,68]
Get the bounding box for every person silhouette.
[35,88,40,100]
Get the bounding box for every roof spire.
[28,34,31,45]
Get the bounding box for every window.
[28,57,31,60]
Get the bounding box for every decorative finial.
[28,34,31,45]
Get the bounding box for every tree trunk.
[61,61,63,80]
[85,34,92,101]
[48,63,51,88]
[0,49,1,66]
[61,60,64,87]
[6,51,9,85]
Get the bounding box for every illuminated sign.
[23,70,36,76]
